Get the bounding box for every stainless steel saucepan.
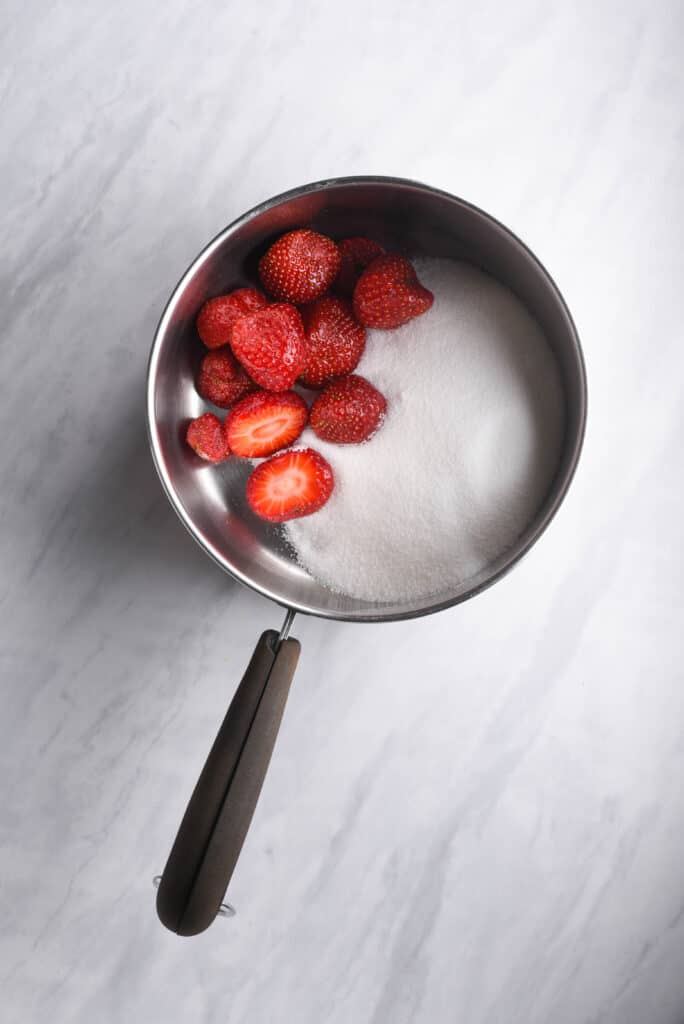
[146,175,587,936]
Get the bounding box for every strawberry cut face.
[246,448,334,522]
[225,390,308,458]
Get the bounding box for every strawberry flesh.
[310,374,387,444]
[246,448,334,522]
[353,254,433,329]
[186,413,231,462]
[225,390,308,458]
[259,229,341,304]
[230,303,306,391]
[299,296,366,388]
[197,288,269,349]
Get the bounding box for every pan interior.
[147,178,585,621]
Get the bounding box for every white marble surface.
[2,1,683,1021]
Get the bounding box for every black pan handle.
[156,625,300,936]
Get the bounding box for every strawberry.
[258,229,341,304]
[246,448,334,522]
[196,288,269,349]
[334,237,385,297]
[299,297,366,388]
[310,374,387,444]
[230,303,306,391]
[353,254,433,329]
[225,390,308,458]
[196,348,256,408]
[186,413,231,462]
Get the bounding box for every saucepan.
[146,175,587,936]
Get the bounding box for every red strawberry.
[334,237,385,296]
[230,303,306,391]
[310,374,387,444]
[353,254,433,329]
[259,229,341,304]
[196,348,256,408]
[299,297,366,388]
[225,390,308,458]
[246,448,334,523]
[197,288,269,349]
[186,413,231,462]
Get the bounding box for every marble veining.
[2,1,683,1022]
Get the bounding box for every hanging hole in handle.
[152,876,236,919]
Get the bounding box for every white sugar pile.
[284,259,565,603]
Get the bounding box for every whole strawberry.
[197,348,256,408]
[310,374,387,444]
[259,229,341,304]
[334,237,385,297]
[186,413,231,462]
[353,254,433,329]
[231,303,306,391]
[299,297,366,388]
[196,288,269,349]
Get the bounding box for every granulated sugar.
[284,259,565,603]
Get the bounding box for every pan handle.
[156,612,300,936]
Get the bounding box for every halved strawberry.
[196,348,256,408]
[230,303,306,391]
[186,413,231,462]
[353,254,433,329]
[246,448,334,522]
[299,296,366,388]
[225,390,308,458]
[310,374,387,444]
[197,288,269,349]
[259,229,341,304]
[334,237,385,297]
